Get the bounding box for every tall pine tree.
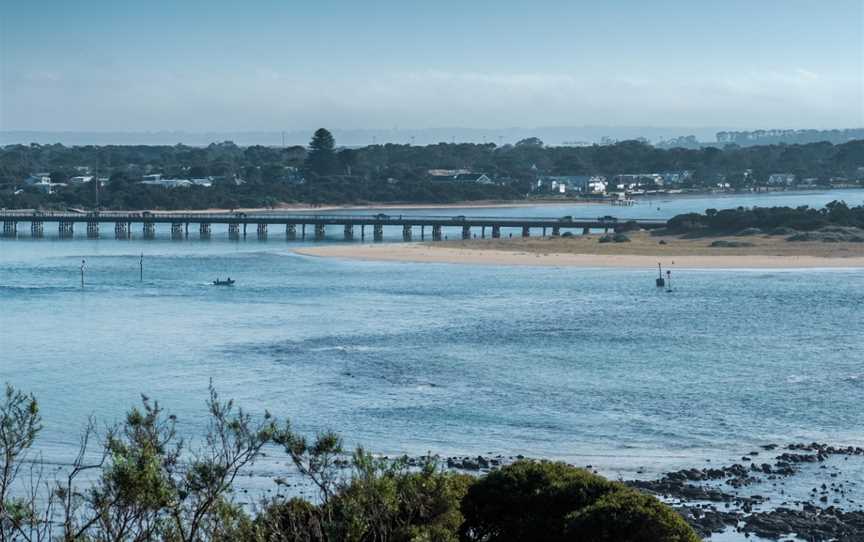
[304,128,337,177]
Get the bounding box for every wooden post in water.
[140,253,144,282]
[80,259,86,288]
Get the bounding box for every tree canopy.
[304,128,338,177]
[1,135,862,210]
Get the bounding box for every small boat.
[213,278,235,286]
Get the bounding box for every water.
[2,191,864,540]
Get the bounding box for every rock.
[598,233,630,243]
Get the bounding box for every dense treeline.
[1,133,863,210]
[668,200,864,234]
[2,173,520,211]
[0,383,699,542]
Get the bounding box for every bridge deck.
[0,211,666,228]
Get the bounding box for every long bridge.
[0,211,667,241]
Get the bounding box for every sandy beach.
[295,231,864,268]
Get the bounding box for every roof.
[453,173,489,181]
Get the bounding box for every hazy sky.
[1,0,862,132]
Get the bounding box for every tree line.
[1,129,862,210]
[0,383,699,542]
[667,201,864,234]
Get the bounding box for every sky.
[1,0,862,133]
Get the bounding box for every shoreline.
[12,187,861,215]
[296,244,864,269]
[295,232,864,269]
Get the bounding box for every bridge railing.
[0,210,667,225]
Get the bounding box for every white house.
[140,178,194,188]
[139,172,212,188]
[428,169,471,178]
[587,178,608,194]
[189,177,214,187]
[24,173,51,186]
[767,173,796,186]
[453,173,493,184]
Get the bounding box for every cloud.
[2,66,861,131]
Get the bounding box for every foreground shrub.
[565,490,700,542]
[2,383,700,542]
[329,452,472,542]
[245,498,325,542]
[458,460,620,542]
[246,452,471,542]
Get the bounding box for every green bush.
[565,490,700,542]
[458,461,699,542]
[245,453,471,542]
[458,461,620,542]
[329,453,472,542]
[244,498,325,542]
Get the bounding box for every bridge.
[0,211,667,241]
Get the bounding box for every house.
[538,175,588,194]
[140,178,194,188]
[23,174,65,194]
[428,169,471,178]
[660,171,692,185]
[537,175,608,194]
[613,174,664,188]
[69,175,95,184]
[24,173,51,186]
[767,173,796,186]
[189,177,214,187]
[139,172,212,188]
[21,173,66,194]
[453,173,493,184]
[587,178,608,194]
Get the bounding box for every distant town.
[2,129,863,210]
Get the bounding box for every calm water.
[2,191,864,536]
